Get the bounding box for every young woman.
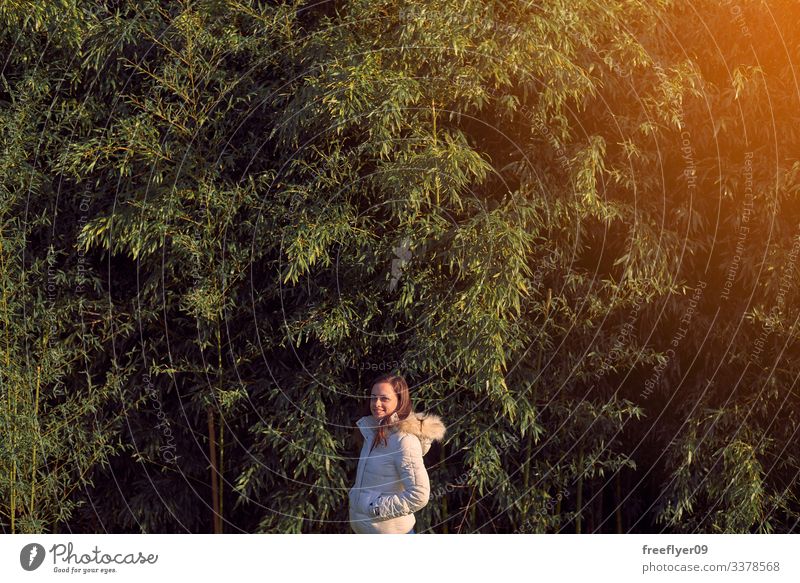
[349,373,446,534]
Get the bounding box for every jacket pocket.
[362,490,392,518]
[354,490,375,514]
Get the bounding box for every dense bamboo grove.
[1,0,798,533]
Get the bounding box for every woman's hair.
[368,373,412,452]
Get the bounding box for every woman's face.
[370,382,398,420]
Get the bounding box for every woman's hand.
[368,498,382,518]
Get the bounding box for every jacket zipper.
[355,434,371,492]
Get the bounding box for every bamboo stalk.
[576,446,584,534]
[440,447,448,534]
[432,99,437,145]
[1,239,14,532]
[216,307,224,533]
[31,364,41,522]
[555,493,562,533]
[11,372,18,534]
[207,405,221,533]
[616,471,623,533]
[218,407,224,533]
[10,460,16,533]
[1,238,10,372]
[457,486,476,534]
[470,499,477,530]
[522,353,541,528]
[432,99,440,206]
[522,432,532,527]
[595,481,603,533]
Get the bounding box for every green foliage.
[1,0,798,533]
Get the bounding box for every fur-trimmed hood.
[356,411,446,455]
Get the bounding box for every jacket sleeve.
[373,434,430,519]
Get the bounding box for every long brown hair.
[369,373,412,452]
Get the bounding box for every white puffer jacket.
[349,411,446,534]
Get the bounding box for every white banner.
[2,534,797,582]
